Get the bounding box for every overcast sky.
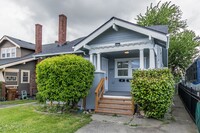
[0,0,199,44]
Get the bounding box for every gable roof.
[0,35,35,50]
[147,25,168,34]
[74,17,169,51]
[34,37,85,57]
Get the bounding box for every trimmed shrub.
[131,69,174,119]
[36,54,95,108]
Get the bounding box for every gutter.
[0,58,36,69]
[33,51,84,58]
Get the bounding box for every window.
[115,58,145,78]
[5,76,17,82]
[1,47,16,58]
[21,70,30,83]
[117,61,129,76]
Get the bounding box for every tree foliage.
[36,54,95,108]
[136,1,187,34]
[169,30,199,73]
[136,1,200,79]
[131,69,174,119]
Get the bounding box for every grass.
[0,105,91,133]
[0,99,36,105]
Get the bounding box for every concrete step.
[95,108,133,116]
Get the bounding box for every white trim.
[90,43,153,54]
[1,47,17,59]
[114,58,146,78]
[5,85,18,87]
[34,51,83,57]
[0,58,36,69]
[0,36,20,48]
[4,68,19,72]
[21,70,30,83]
[74,18,168,51]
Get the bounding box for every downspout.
[166,34,170,67]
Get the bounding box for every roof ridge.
[6,35,35,45]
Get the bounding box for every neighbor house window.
[5,76,17,82]
[1,47,16,58]
[115,58,145,78]
[21,70,30,83]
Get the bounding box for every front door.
[102,57,108,92]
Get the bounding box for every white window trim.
[21,70,30,83]
[1,47,16,59]
[115,58,146,78]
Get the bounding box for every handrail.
[95,78,105,111]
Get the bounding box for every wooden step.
[99,100,132,105]
[101,97,132,101]
[98,103,132,110]
[95,108,133,115]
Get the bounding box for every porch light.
[124,51,129,54]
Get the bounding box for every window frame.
[1,47,16,59]
[21,70,30,83]
[115,58,146,78]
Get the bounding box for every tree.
[136,1,187,34]
[136,1,200,79]
[169,30,199,74]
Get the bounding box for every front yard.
[0,105,91,133]
[0,99,36,105]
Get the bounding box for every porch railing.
[95,78,105,111]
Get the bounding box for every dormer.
[0,36,35,59]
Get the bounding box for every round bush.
[131,69,174,119]
[36,54,95,107]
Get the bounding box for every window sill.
[114,76,132,79]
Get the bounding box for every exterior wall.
[5,60,36,96]
[162,47,168,67]
[0,40,21,58]
[88,26,148,46]
[107,53,149,92]
[21,48,34,57]
[86,72,104,109]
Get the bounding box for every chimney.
[35,24,42,54]
[58,14,67,45]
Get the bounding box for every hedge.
[36,54,95,107]
[131,69,174,119]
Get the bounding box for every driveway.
[76,95,198,133]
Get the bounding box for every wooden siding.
[88,26,148,46]
[106,51,149,92]
[0,40,21,58]
[7,60,36,95]
[21,48,34,57]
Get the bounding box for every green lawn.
[0,105,91,133]
[0,99,36,105]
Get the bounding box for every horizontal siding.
[107,51,149,92]
[88,26,148,46]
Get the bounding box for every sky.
[0,0,199,44]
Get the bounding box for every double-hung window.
[21,70,30,83]
[1,47,16,58]
[115,58,143,78]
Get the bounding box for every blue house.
[0,14,169,115]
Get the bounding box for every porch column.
[93,55,97,69]
[139,49,144,70]
[149,48,155,69]
[96,53,101,71]
[90,54,93,64]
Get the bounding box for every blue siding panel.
[88,26,148,46]
[86,72,104,109]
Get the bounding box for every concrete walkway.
[76,95,198,133]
